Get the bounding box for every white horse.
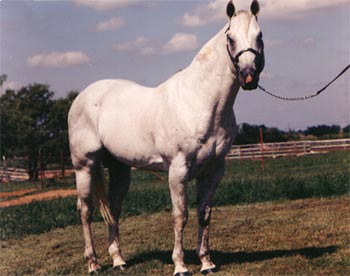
[68,1,264,275]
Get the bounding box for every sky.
[1,0,349,130]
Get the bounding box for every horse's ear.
[226,1,235,19]
[251,0,260,16]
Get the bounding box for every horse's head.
[226,0,265,90]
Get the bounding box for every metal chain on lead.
[257,64,350,101]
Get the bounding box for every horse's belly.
[100,124,166,169]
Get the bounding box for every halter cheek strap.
[226,36,262,71]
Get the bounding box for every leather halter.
[226,35,263,72]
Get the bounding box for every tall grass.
[0,151,349,240]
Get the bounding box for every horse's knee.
[173,209,189,228]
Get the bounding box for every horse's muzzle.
[241,81,258,90]
[239,68,259,90]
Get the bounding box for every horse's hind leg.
[75,160,104,274]
[105,157,131,269]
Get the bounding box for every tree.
[234,123,287,145]
[235,123,261,144]
[1,84,78,181]
[1,84,57,180]
[44,91,78,165]
[305,125,341,137]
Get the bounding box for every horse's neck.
[178,27,240,119]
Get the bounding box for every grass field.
[0,196,349,276]
[0,151,349,275]
[1,151,349,240]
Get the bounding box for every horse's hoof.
[174,272,192,276]
[201,267,219,275]
[88,264,101,275]
[113,264,126,271]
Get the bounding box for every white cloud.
[96,17,125,31]
[264,36,316,49]
[162,33,198,54]
[140,47,156,56]
[303,37,316,45]
[27,51,90,68]
[262,0,349,20]
[72,0,140,11]
[260,71,274,80]
[0,80,21,93]
[180,0,225,27]
[113,36,148,52]
[113,33,198,56]
[179,0,349,27]
[112,36,156,56]
[264,39,286,49]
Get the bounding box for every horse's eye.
[228,36,235,47]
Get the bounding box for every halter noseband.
[226,35,263,72]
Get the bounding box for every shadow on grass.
[126,245,338,267]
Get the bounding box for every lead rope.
[257,64,350,101]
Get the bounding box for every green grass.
[0,196,349,276]
[0,151,349,240]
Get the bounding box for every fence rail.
[1,139,349,182]
[227,138,350,160]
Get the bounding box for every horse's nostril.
[245,74,253,84]
[240,68,256,83]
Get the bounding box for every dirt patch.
[0,189,76,208]
[0,189,37,199]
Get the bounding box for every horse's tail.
[94,176,116,226]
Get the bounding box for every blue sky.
[1,0,349,130]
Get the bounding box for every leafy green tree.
[235,123,261,144]
[235,123,287,145]
[305,125,341,137]
[343,125,350,138]
[1,84,54,179]
[264,127,287,143]
[44,91,78,165]
[0,84,78,181]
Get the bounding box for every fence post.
[1,155,9,183]
[39,149,45,190]
[260,127,265,173]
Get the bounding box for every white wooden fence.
[227,138,350,160]
[1,139,349,182]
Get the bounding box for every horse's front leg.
[196,163,225,274]
[169,156,190,276]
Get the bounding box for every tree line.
[1,76,349,180]
[235,123,349,145]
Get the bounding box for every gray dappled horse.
[68,1,264,275]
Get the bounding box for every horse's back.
[68,79,147,127]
